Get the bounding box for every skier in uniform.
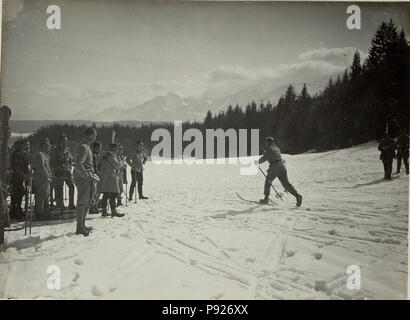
[116,144,127,206]
[90,141,102,214]
[378,133,396,180]
[395,129,409,175]
[9,139,30,220]
[32,138,53,220]
[126,140,148,201]
[255,137,303,207]
[99,143,124,217]
[51,134,76,217]
[73,127,98,236]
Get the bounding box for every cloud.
[206,46,364,85]
[298,47,367,65]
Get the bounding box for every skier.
[90,141,102,214]
[51,134,76,217]
[255,137,303,207]
[395,129,409,175]
[32,138,53,221]
[378,133,396,180]
[73,127,98,236]
[116,144,126,206]
[99,143,124,218]
[9,139,30,220]
[126,140,148,201]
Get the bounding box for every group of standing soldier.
[378,130,409,180]
[7,126,148,237]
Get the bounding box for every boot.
[83,207,93,232]
[296,194,303,207]
[111,203,124,218]
[259,197,269,204]
[139,195,148,200]
[75,208,89,237]
[101,207,110,217]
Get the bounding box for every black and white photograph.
[0,0,409,301]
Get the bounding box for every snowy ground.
[0,142,408,299]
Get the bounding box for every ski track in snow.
[0,142,408,300]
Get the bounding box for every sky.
[1,0,409,120]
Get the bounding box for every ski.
[235,192,277,206]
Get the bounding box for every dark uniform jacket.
[396,134,409,157]
[51,145,74,178]
[378,137,396,161]
[10,150,30,184]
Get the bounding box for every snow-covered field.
[0,142,408,299]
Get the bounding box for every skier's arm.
[142,151,147,164]
[257,153,268,164]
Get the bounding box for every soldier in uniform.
[32,138,53,220]
[73,127,98,236]
[9,139,30,220]
[126,140,148,201]
[51,134,76,216]
[116,144,127,206]
[255,137,303,207]
[396,129,409,175]
[378,133,397,180]
[100,143,124,217]
[90,141,102,214]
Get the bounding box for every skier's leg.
[262,171,277,202]
[404,154,409,175]
[101,193,109,216]
[66,177,75,209]
[396,152,402,174]
[137,171,145,198]
[387,159,393,179]
[382,160,388,179]
[129,170,136,199]
[110,193,124,217]
[278,170,303,207]
[55,178,64,211]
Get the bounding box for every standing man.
[51,134,76,217]
[255,137,303,207]
[100,143,124,217]
[73,127,98,236]
[32,138,53,221]
[90,141,102,214]
[9,140,30,220]
[126,140,148,201]
[378,133,396,180]
[116,144,127,206]
[396,129,409,175]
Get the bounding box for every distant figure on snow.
[51,133,75,217]
[126,140,148,201]
[32,138,53,220]
[395,129,409,175]
[378,133,396,180]
[255,137,303,207]
[99,143,124,218]
[73,127,98,236]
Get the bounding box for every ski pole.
[258,166,284,201]
[24,184,29,235]
[125,169,128,207]
[134,170,137,203]
[29,184,33,234]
